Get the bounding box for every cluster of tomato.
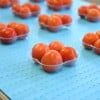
[0,0,19,8]
[82,31,100,55]
[31,0,44,2]
[32,41,78,73]
[78,4,100,22]
[12,3,41,18]
[38,13,72,32]
[47,0,72,11]
[0,22,29,44]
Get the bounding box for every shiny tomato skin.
[47,0,53,5]
[61,14,72,26]
[19,6,31,18]
[10,0,19,4]
[94,39,100,54]
[32,43,49,61]
[96,31,100,38]
[47,16,62,32]
[78,6,89,18]
[88,4,99,9]
[52,13,62,19]
[38,14,50,28]
[30,4,41,16]
[14,23,29,39]
[60,47,78,62]
[49,41,64,52]
[82,33,99,49]
[22,2,33,9]
[12,4,21,11]
[41,50,63,72]
[12,4,22,15]
[8,22,19,30]
[0,28,17,44]
[47,0,63,11]
[0,23,7,36]
[0,0,11,8]
[87,9,100,22]
[62,0,72,5]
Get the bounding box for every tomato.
[12,4,21,11]
[96,31,100,38]
[19,6,31,18]
[52,13,62,19]
[0,23,7,36]
[94,39,100,54]
[47,0,53,5]
[38,14,50,28]
[60,46,77,62]
[78,6,89,18]
[94,39,100,48]
[0,28,17,44]
[8,22,19,30]
[88,4,99,9]
[87,9,100,22]
[82,33,99,49]
[32,43,49,61]
[10,0,19,4]
[50,0,63,10]
[12,4,22,15]
[0,0,11,8]
[61,14,72,26]
[30,4,41,16]
[49,41,64,52]
[41,50,63,72]
[47,16,62,32]
[62,0,72,8]
[22,2,33,9]
[14,23,29,39]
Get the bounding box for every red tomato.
[60,47,78,62]
[0,0,11,8]
[0,28,17,44]
[78,6,89,18]
[12,4,21,11]
[52,13,62,19]
[14,23,29,39]
[61,14,72,26]
[32,43,49,61]
[87,9,100,22]
[19,6,31,18]
[49,41,64,52]
[38,14,50,28]
[12,4,22,15]
[41,50,63,72]
[8,22,19,30]
[62,0,72,8]
[96,31,100,38]
[47,0,53,5]
[94,39,100,54]
[49,0,63,10]
[10,0,19,4]
[47,16,62,32]
[22,2,33,9]
[88,4,99,9]
[0,23,7,36]
[30,4,41,16]
[82,33,99,49]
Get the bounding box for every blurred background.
[86,0,100,4]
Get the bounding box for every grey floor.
[86,0,100,4]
